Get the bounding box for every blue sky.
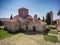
[0,0,60,20]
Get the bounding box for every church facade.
[4,7,47,33]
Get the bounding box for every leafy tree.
[38,17,41,20]
[34,14,37,18]
[57,10,60,16]
[52,20,56,25]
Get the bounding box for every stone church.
[4,7,47,33]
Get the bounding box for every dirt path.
[58,32,60,43]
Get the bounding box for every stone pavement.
[57,32,60,45]
[48,32,60,45]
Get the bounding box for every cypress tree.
[10,14,13,19]
[46,12,51,25]
[43,16,44,21]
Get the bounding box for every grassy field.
[0,29,14,39]
[49,29,58,34]
[0,32,57,45]
[44,35,58,43]
[48,25,58,34]
[0,30,58,45]
[0,25,58,45]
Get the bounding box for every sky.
[0,0,60,20]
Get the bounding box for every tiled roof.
[55,19,60,21]
[7,19,16,22]
[32,20,47,26]
[14,15,21,19]
[57,19,60,21]
[18,7,28,10]
[9,14,47,26]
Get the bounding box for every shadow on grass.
[0,26,51,35]
[7,29,26,34]
[0,28,51,40]
[8,30,41,35]
[7,28,50,35]
[24,28,50,35]
[43,28,50,35]
[0,28,4,30]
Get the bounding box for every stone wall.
[4,20,19,33]
[22,22,47,32]
[56,19,60,32]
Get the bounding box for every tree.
[49,11,53,24]
[57,10,60,16]
[0,20,3,26]
[43,16,44,21]
[10,14,13,19]
[34,14,37,18]
[38,17,41,20]
[46,12,51,25]
[53,20,56,25]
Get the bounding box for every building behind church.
[4,7,47,33]
[56,19,60,32]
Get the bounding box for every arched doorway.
[33,26,36,31]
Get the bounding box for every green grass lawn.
[0,25,58,44]
[44,25,58,43]
[49,29,58,34]
[0,29,13,39]
[0,33,57,45]
[48,25,58,34]
[0,29,58,45]
[44,35,58,43]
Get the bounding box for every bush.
[0,20,4,26]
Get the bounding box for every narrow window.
[26,26,28,30]
[33,26,36,31]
